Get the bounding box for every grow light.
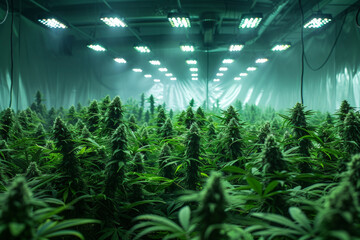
[240,73,248,76]
[144,74,152,78]
[186,60,197,65]
[159,68,168,72]
[87,44,106,51]
[100,16,127,27]
[180,45,194,52]
[304,14,332,28]
[219,67,228,72]
[191,73,198,77]
[132,68,143,72]
[134,45,151,53]
[190,68,198,72]
[168,12,191,28]
[239,13,262,29]
[272,44,291,51]
[154,79,161,82]
[192,77,198,81]
[222,59,234,64]
[38,18,67,29]
[247,67,257,71]
[114,58,126,63]
[234,77,241,81]
[149,60,161,65]
[229,44,244,52]
[170,77,177,81]
[216,73,224,76]
[165,73,173,77]
[213,79,220,82]
[255,58,268,64]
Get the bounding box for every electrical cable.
[298,0,305,105]
[304,12,347,71]
[8,0,14,108]
[356,7,360,28]
[0,0,8,24]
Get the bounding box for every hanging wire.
[0,0,9,24]
[298,0,305,105]
[356,7,360,28]
[303,12,348,71]
[8,0,14,107]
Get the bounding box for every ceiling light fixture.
[144,74,152,78]
[168,12,191,28]
[272,44,291,51]
[149,60,161,65]
[304,13,332,28]
[190,68,198,72]
[186,59,197,64]
[170,77,177,81]
[159,68,168,72]
[213,79,220,82]
[165,73,173,77]
[247,67,257,71]
[114,58,126,63]
[255,58,268,63]
[222,59,234,64]
[192,77,198,81]
[100,16,127,27]
[216,73,224,76]
[234,77,241,81]
[240,73,248,76]
[239,13,263,29]
[180,44,195,52]
[132,68,143,72]
[154,79,161,82]
[87,44,106,51]
[229,44,244,52]
[38,18,67,29]
[134,44,151,53]
[191,73,198,77]
[219,67,228,71]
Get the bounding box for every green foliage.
[159,143,174,180]
[262,135,287,174]
[67,105,77,125]
[338,100,353,122]
[105,96,124,133]
[156,107,167,130]
[149,95,155,116]
[196,107,206,127]
[129,114,138,132]
[189,98,195,108]
[25,162,42,179]
[185,107,196,129]
[144,110,150,123]
[140,93,145,108]
[161,118,174,139]
[101,95,111,115]
[223,105,239,125]
[0,108,14,141]
[342,111,360,155]
[185,122,201,190]
[197,172,227,240]
[137,107,143,121]
[87,100,100,132]
[169,109,174,119]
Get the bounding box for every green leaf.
[246,176,262,196]
[9,222,25,236]
[178,206,191,231]
[264,181,279,196]
[289,207,311,232]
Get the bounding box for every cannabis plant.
[158,143,174,180]
[81,125,92,139]
[256,122,271,152]
[100,95,111,114]
[185,106,196,129]
[104,124,128,198]
[67,105,77,125]
[221,118,244,166]
[262,134,287,174]
[18,111,29,131]
[149,94,155,116]
[177,110,186,125]
[12,120,24,140]
[196,172,227,240]
[196,107,206,127]
[346,154,360,192]
[189,98,195,107]
[87,100,100,132]
[184,122,201,190]
[144,110,150,123]
[156,107,167,130]
[161,118,174,139]
[129,114,138,132]
[0,108,14,141]
[105,96,124,133]
[0,176,35,239]
[342,111,360,155]
[25,162,42,179]
[223,105,240,125]
[169,109,174,119]
[207,122,216,139]
[140,93,145,108]
[337,100,353,123]
[137,107,143,121]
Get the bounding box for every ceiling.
[2,0,360,84]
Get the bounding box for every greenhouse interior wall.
[1,9,360,112]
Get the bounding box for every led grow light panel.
[229,44,244,52]
[247,67,257,71]
[168,12,191,28]
[100,17,127,27]
[87,44,106,51]
[114,58,126,63]
[255,58,268,63]
[149,60,161,65]
[272,44,291,51]
[38,18,67,29]
[134,45,151,53]
[304,14,332,28]
[239,14,262,29]
[186,60,197,65]
[222,59,234,64]
[132,68,143,72]
[181,45,195,52]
